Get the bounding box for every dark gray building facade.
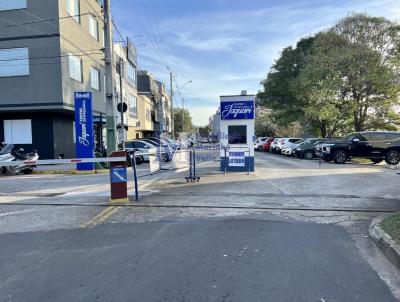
[0,0,106,158]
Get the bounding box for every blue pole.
[193,150,196,180]
[131,152,139,201]
[189,150,193,180]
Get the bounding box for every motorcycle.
[0,144,39,175]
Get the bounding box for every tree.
[255,112,277,137]
[258,37,315,127]
[198,125,210,137]
[173,108,194,134]
[295,32,353,136]
[332,13,400,131]
[258,13,400,135]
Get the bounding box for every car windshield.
[343,133,357,141]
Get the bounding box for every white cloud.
[115,0,400,126]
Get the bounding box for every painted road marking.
[0,209,36,217]
[80,206,121,229]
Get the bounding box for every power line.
[18,6,104,65]
[0,51,104,63]
[1,58,103,67]
[148,0,170,68]
[112,19,146,73]
[0,12,98,29]
[129,0,169,70]
[139,0,169,68]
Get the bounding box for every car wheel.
[333,150,347,164]
[136,156,144,165]
[304,150,314,160]
[370,159,383,164]
[161,153,169,162]
[23,167,33,174]
[126,155,132,167]
[385,150,400,165]
[257,146,263,151]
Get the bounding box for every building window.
[127,62,136,85]
[68,52,82,82]
[89,15,99,40]
[128,94,137,116]
[0,0,26,11]
[90,66,100,90]
[3,119,32,144]
[66,0,80,23]
[0,47,29,77]
[228,125,247,144]
[146,109,151,121]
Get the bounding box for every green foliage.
[198,125,210,137]
[258,37,315,126]
[173,108,194,134]
[259,13,400,136]
[255,112,277,137]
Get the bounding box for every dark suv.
[320,131,400,165]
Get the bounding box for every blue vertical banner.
[74,92,94,170]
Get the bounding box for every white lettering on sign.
[222,104,252,118]
[228,151,245,167]
[78,100,90,147]
[75,92,91,99]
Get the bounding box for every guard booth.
[220,92,255,172]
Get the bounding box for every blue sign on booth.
[74,92,94,170]
[220,101,255,120]
[110,167,127,183]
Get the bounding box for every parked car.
[254,137,269,151]
[281,139,305,156]
[262,138,275,152]
[320,131,400,165]
[275,138,303,154]
[125,140,171,162]
[270,138,282,153]
[292,138,322,159]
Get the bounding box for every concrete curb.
[369,214,400,269]
[33,169,109,175]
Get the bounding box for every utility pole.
[104,0,117,153]
[170,72,174,138]
[118,57,125,150]
[182,98,185,133]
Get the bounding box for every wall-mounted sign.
[220,101,254,120]
[228,151,245,167]
[74,92,94,170]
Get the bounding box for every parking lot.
[1,151,400,301]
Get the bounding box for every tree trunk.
[320,122,327,137]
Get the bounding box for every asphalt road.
[1,152,400,301]
[1,217,397,302]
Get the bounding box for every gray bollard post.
[224,146,227,175]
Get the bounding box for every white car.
[281,140,304,156]
[275,138,303,154]
[125,140,170,162]
[254,137,269,151]
[270,138,281,153]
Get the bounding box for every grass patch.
[349,158,385,165]
[380,214,400,243]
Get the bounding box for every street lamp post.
[174,80,192,134]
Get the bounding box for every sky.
[112,0,400,126]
